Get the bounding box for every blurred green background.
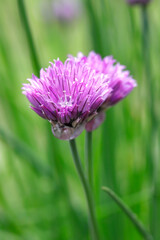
[0,0,159,239]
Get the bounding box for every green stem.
[141,6,158,238]
[84,0,103,55]
[85,131,93,189]
[69,139,100,240]
[141,6,156,129]
[102,187,153,240]
[17,0,40,75]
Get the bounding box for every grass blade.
[17,0,40,75]
[102,186,153,240]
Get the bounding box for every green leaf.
[102,186,153,240]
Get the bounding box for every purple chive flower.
[22,52,136,140]
[40,0,82,24]
[70,52,137,131]
[52,0,81,23]
[127,0,151,5]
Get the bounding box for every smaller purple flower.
[22,52,136,140]
[127,0,151,5]
[70,52,137,131]
[52,0,81,23]
[40,0,82,24]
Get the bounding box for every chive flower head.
[41,0,82,24]
[52,0,81,23]
[71,52,137,131]
[22,52,136,139]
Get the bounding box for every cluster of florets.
[22,52,136,140]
